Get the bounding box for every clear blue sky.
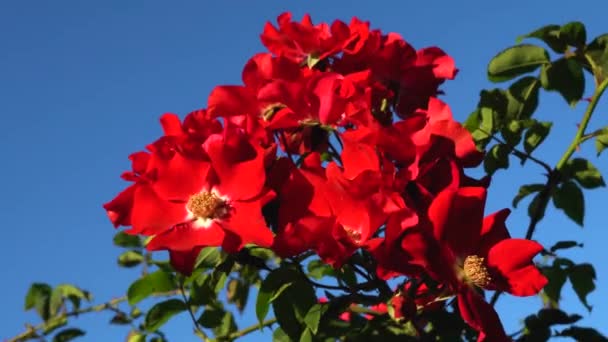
[1,1,607,340]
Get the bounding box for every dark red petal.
[487,239,547,296]
[429,187,486,257]
[167,247,203,276]
[457,289,510,342]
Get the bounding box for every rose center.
[463,255,492,288]
[187,192,227,220]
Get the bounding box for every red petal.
[429,187,486,257]
[487,239,547,296]
[103,185,136,227]
[146,222,225,251]
[457,289,510,342]
[130,184,187,235]
[207,85,256,118]
[160,113,183,136]
[206,136,266,201]
[150,152,212,201]
[221,201,274,249]
[167,247,202,276]
[477,209,511,258]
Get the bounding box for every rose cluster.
[104,12,547,341]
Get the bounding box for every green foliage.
[540,58,585,106]
[25,283,53,321]
[487,45,550,82]
[113,231,142,248]
[569,263,596,311]
[144,299,187,331]
[523,120,552,154]
[513,183,545,208]
[52,328,85,342]
[127,271,176,305]
[552,180,585,226]
[118,250,144,268]
[562,158,606,189]
[550,240,583,252]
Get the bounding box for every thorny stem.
[491,77,608,307]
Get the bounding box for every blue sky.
[1,1,607,340]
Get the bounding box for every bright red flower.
[260,12,360,64]
[144,130,275,258]
[408,187,547,341]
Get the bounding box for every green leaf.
[552,181,585,226]
[518,24,567,53]
[483,143,510,175]
[113,231,142,248]
[126,331,146,342]
[506,76,541,120]
[212,309,237,337]
[528,192,547,222]
[226,278,249,312]
[198,306,225,328]
[568,263,596,311]
[487,44,550,82]
[537,308,582,326]
[307,260,335,279]
[144,299,187,331]
[303,304,325,334]
[127,271,175,305]
[512,183,545,208]
[563,158,606,189]
[271,271,317,340]
[558,326,608,341]
[52,328,85,342]
[550,240,583,252]
[118,250,144,268]
[49,284,90,318]
[194,247,222,269]
[540,58,585,106]
[299,328,313,342]
[110,312,132,325]
[560,22,587,48]
[524,121,552,154]
[541,264,568,307]
[596,130,608,156]
[273,327,291,342]
[25,283,52,321]
[256,268,297,325]
[584,33,608,82]
[500,120,524,146]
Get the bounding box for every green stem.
[225,318,277,340]
[491,78,608,307]
[556,78,608,170]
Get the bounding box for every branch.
[9,290,183,342]
[491,78,608,307]
[225,318,277,340]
